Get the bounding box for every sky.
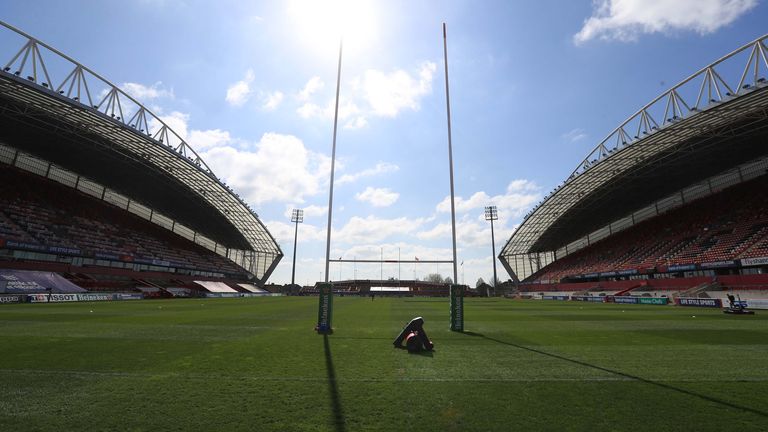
[1,0,766,286]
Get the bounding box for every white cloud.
[295,62,437,128]
[506,179,539,193]
[188,129,231,151]
[337,162,399,185]
[423,181,538,255]
[226,69,255,106]
[225,70,283,110]
[416,219,488,248]
[266,220,327,245]
[355,187,399,207]
[437,191,493,214]
[417,215,521,249]
[574,0,757,44]
[336,99,362,120]
[296,97,361,122]
[436,179,541,219]
[282,204,328,219]
[416,223,452,241]
[146,108,338,220]
[344,116,368,129]
[337,242,453,262]
[297,102,322,118]
[335,216,426,244]
[298,76,324,101]
[562,128,587,142]
[201,132,330,205]
[121,81,174,101]
[362,62,437,117]
[157,111,189,138]
[262,91,284,111]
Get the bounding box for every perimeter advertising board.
[668,264,696,272]
[77,293,112,302]
[614,296,668,305]
[639,297,668,305]
[572,296,605,302]
[0,294,21,303]
[316,283,333,333]
[449,284,464,332]
[677,298,722,308]
[542,295,570,301]
[114,293,143,300]
[741,256,768,267]
[744,299,768,309]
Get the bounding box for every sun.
[287,0,379,55]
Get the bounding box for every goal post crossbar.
[333,259,453,264]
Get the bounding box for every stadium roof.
[0,20,282,280]
[501,34,768,269]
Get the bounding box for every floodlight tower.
[485,205,498,296]
[290,209,304,285]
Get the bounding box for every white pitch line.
[1,369,767,383]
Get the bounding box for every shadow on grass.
[414,349,434,358]
[463,332,768,419]
[323,334,346,432]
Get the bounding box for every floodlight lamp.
[291,208,304,223]
[484,205,498,221]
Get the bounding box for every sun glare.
[288,0,379,54]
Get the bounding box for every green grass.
[1,297,767,431]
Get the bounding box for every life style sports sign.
[677,298,722,308]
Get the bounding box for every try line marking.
[1,369,766,383]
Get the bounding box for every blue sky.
[1,0,766,285]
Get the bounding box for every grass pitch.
[1,297,767,431]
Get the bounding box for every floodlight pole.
[443,23,459,284]
[290,209,304,285]
[485,206,498,297]
[324,38,343,283]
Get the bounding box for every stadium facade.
[0,21,282,288]
[500,34,768,285]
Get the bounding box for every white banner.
[28,294,50,303]
[77,293,112,302]
[0,294,21,303]
[49,293,79,302]
[745,299,768,310]
[741,256,768,267]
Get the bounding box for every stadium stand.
[0,166,259,294]
[0,20,282,298]
[0,167,244,276]
[527,175,768,284]
[501,35,768,302]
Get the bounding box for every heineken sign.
[449,284,464,332]
[316,283,333,333]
